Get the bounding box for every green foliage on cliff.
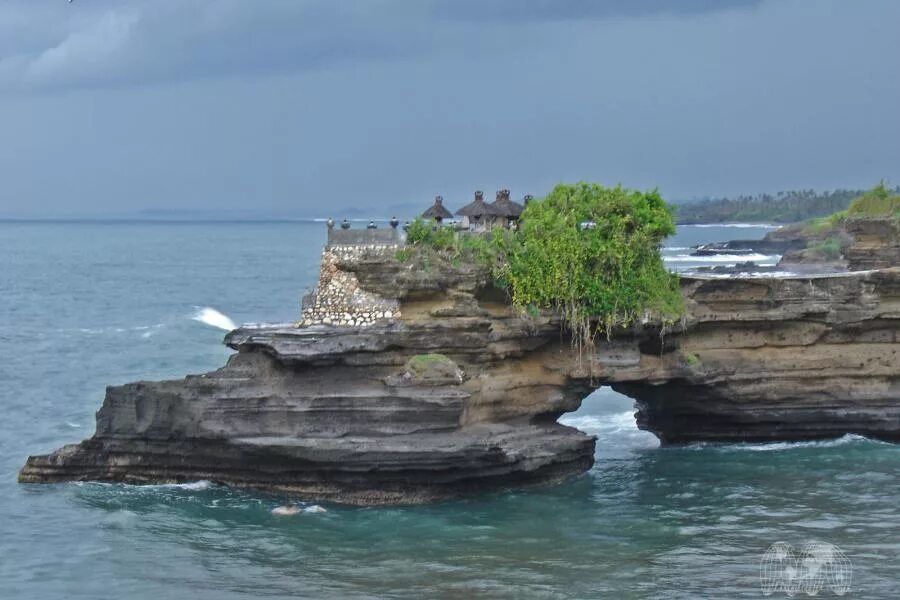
[405,217,456,250]
[403,184,683,355]
[402,217,498,270]
[405,353,457,377]
[494,183,682,350]
[807,238,843,260]
[846,182,900,218]
[804,211,847,235]
[788,183,900,258]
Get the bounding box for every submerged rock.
[19,243,900,504]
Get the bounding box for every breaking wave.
[692,270,800,279]
[693,434,886,452]
[681,223,780,229]
[663,253,778,263]
[192,307,237,331]
[559,411,638,436]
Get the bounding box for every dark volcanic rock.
[19,245,900,504]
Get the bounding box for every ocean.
[1,221,897,599]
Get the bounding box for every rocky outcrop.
[843,217,900,270]
[629,272,900,443]
[19,245,900,504]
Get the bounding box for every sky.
[0,0,898,218]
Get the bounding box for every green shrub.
[404,218,500,270]
[804,210,847,235]
[395,248,413,262]
[683,352,701,367]
[807,238,843,260]
[405,353,457,378]
[406,217,456,250]
[493,182,682,351]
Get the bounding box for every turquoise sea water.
[1,222,897,599]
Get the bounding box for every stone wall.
[299,244,402,327]
[327,228,403,248]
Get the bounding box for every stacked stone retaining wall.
[299,240,402,327]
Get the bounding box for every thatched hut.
[489,189,525,229]
[455,190,498,231]
[421,195,454,224]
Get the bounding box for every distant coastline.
[674,187,899,225]
[0,217,397,224]
[6,186,898,225]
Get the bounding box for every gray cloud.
[429,0,763,22]
[0,0,434,91]
[0,0,898,217]
[0,0,765,92]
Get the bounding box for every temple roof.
[489,189,524,218]
[455,191,499,218]
[421,196,453,220]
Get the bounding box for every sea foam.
[192,307,237,331]
[681,223,780,229]
[692,434,884,452]
[663,253,778,263]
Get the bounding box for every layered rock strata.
[20,246,900,504]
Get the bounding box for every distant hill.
[674,188,899,225]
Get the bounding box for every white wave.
[271,504,327,516]
[681,223,780,229]
[192,307,237,331]
[73,480,214,492]
[74,323,165,336]
[697,434,881,452]
[690,270,800,279]
[272,505,301,516]
[77,328,105,334]
[664,253,778,263]
[100,510,137,529]
[141,480,213,491]
[65,421,81,428]
[560,411,637,435]
[663,247,691,251]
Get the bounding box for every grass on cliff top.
[846,182,900,218]
[803,211,847,235]
[396,220,498,273]
[780,183,898,238]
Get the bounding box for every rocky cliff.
[19,242,900,504]
[843,217,900,270]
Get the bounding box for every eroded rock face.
[843,218,900,271]
[628,273,900,443]
[19,246,900,504]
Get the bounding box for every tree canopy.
[675,188,875,224]
[494,183,682,348]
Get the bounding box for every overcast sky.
[1,0,898,217]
